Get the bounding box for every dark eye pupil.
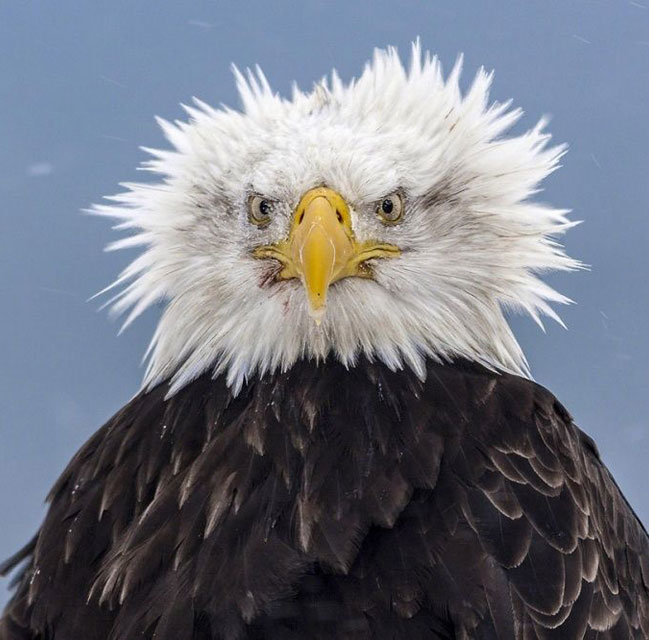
[259,200,272,216]
[381,199,394,214]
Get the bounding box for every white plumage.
[94,42,579,396]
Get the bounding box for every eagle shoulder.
[443,367,649,638]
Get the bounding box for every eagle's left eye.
[376,192,404,225]
[248,195,276,227]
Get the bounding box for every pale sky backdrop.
[1,0,648,608]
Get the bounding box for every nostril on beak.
[336,209,343,223]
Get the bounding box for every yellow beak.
[286,188,355,321]
[253,187,400,323]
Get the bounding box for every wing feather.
[451,370,649,637]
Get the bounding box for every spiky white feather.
[93,43,580,396]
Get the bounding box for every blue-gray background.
[1,0,648,608]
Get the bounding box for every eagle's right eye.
[248,195,275,227]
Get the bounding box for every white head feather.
[94,43,579,397]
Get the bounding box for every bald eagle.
[2,44,648,640]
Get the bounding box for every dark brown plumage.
[2,358,648,639]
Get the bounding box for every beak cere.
[253,186,401,324]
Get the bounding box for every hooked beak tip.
[308,305,326,326]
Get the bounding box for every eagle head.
[96,43,579,395]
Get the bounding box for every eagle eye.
[376,192,404,225]
[248,195,275,227]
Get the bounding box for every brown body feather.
[1,358,648,639]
